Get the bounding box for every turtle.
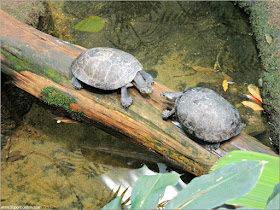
[161,87,245,144]
[71,47,154,108]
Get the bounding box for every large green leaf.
[101,196,122,210]
[75,16,105,32]
[130,173,179,209]
[266,182,280,209]
[211,150,279,209]
[165,161,264,209]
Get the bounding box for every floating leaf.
[222,79,228,92]
[235,103,243,108]
[223,73,233,81]
[248,84,262,103]
[245,94,262,104]
[241,101,263,111]
[165,160,264,209]
[75,16,105,32]
[191,66,214,72]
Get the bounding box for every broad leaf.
[211,150,279,209]
[101,196,122,210]
[266,182,280,209]
[75,16,105,32]
[165,161,264,209]
[130,173,179,209]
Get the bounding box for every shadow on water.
[1,1,269,209]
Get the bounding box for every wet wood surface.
[1,10,277,176]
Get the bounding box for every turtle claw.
[206,142,220,150]
[139,70,154,85]
[146,78,154,86]
[144,75,154,85]
[121,96,133,109]
[162,110,171,120]
[71,77,83,90]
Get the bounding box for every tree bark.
[1,10,277,176]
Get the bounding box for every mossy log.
[1,10,277,176]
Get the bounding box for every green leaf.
[164,161,264,209]
[130,173,180,209]
[266,182,280,209]
[211,151,279,209]
[75,16,105,32]
[101,196,122,210]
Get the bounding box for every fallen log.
[1,10,277,176]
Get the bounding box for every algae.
[45,67,62,83]
[1,49,36,72]
[40,86,84,121]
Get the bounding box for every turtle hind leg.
[71,77,83,90]
[206,142,220,150]
[121,86,133,108]
[139,70,154,85]
[162,108,175,120]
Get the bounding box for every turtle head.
[160,92,173,101]
[140,86,153,94]
[160,92,182,102]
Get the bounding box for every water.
[46,1,268,138]
[1,1,269,209]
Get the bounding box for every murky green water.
[1,1,269,209]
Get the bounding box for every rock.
[238,1,280,149]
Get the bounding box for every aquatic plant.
[102,151,279,209]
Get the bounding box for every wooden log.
[1,10,277,176]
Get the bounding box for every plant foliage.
[165,160,264,209]
[211,150,279,209]
[266,182,280,209]
[130,173,180,209]
[102,151,278,209]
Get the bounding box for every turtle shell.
[71,47,143,90]
[175,87,244,143]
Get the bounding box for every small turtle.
[71,47,154,108]
[161,87,244,144]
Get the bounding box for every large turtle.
[161,87,245,144]
[71,47,154,108]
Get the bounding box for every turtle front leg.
[139,70,154,85]
[71,77,83,90]
[162,108,175,120]
[121,86,133,108]
[133,71,153,94]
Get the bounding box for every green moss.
[45,67,61,83]
[1,49,36,72]
[248,2,280,148]
[70,110,84,121]
[40,86,84,121]
[1,49,63,83]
